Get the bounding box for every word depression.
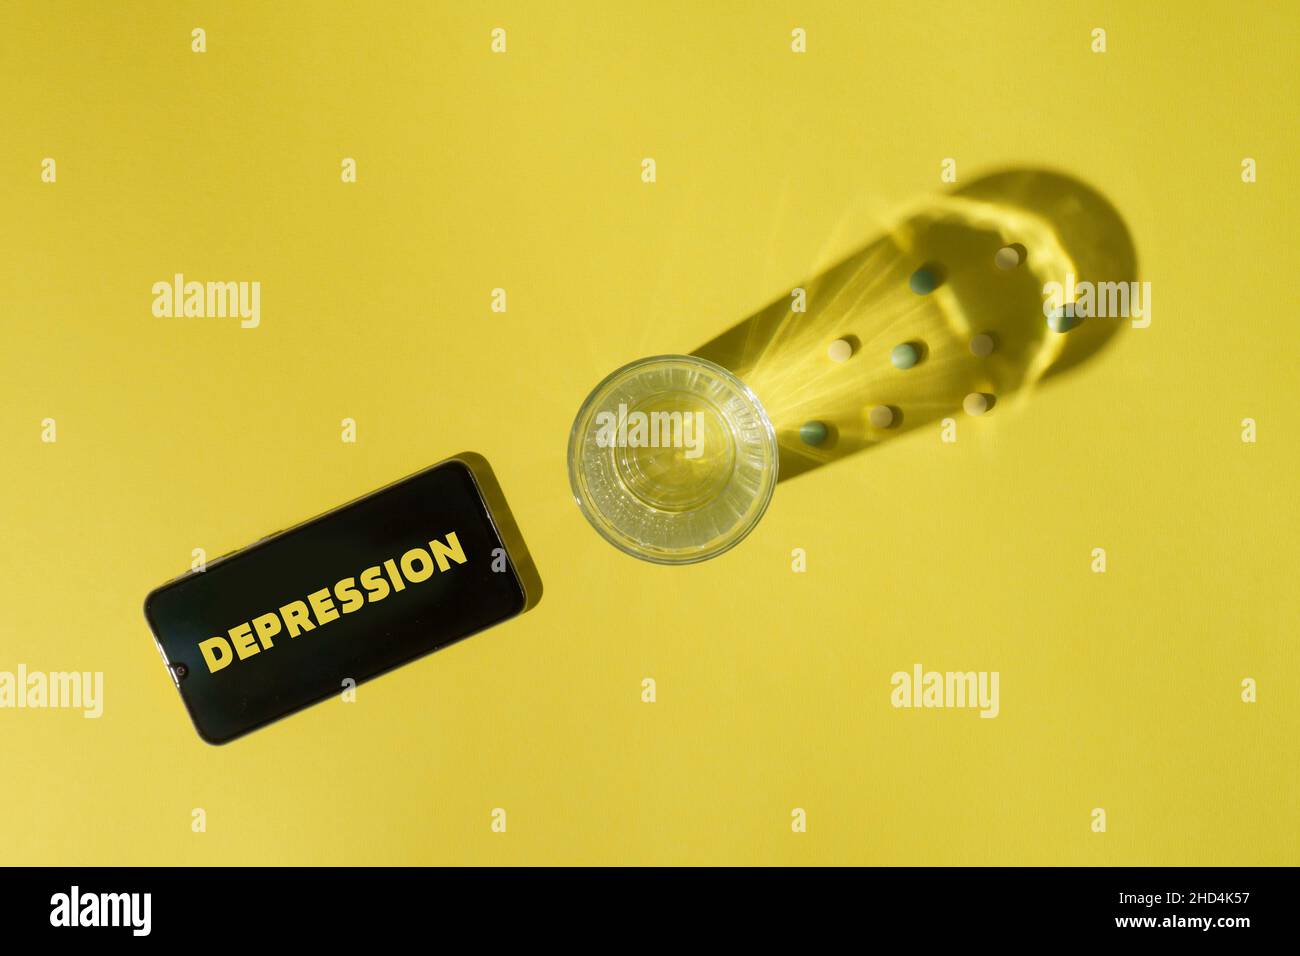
[197,531,468,674]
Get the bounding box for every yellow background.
[2,0,1297,865]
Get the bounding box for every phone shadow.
[692,168,1138,481]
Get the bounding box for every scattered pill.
[891,343,920,369]
[969,333,995,357]
[994,245,1024,270]
[909,266,940,295]
[1046,303,1082,333]
[963,392,990,416]
[799,421,829,446]
[868,405,894,428]
[828,338,853,362]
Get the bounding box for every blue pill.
[799,421,829,446]
[891,343,920,369]
[909,267,939,295]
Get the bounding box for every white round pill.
[994,245,1023,270]
[868,405,894,428]
[828,338,853,362]
[963,392,990,416]
[969,333,995,357]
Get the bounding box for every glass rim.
[566,353,779,565]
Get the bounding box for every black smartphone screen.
[144,458,528,744]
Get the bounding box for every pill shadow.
[455,451,544,612]
[692,168,1137,481]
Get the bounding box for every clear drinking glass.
[567,355,778,564]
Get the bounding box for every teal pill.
[909,267,939,294]
[799,421,829,446]
[891,343,920,369]
[1047,304,1082,333]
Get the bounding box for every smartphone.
[144,456,532,744]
